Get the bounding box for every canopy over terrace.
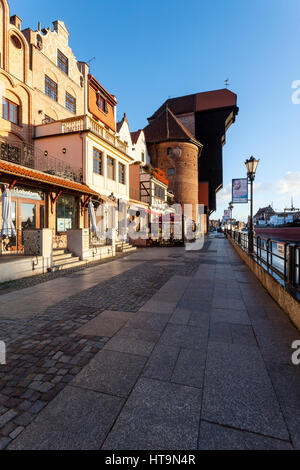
[0,160,110,254]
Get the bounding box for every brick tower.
[144,107,203,220]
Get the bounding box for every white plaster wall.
[117,121,149,165]
[132,131,150,165]
[117,120,133,158]
[85,134,130,202]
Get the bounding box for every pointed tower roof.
[144,107,202,148]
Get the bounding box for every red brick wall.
[148,141,199,219]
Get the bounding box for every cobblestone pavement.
[0,245,203,449]
[1,236,300,450]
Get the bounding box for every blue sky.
[10,0,300,221]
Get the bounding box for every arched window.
[10,35,22,49]
[9,34,25,81]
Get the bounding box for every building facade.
[144,106,202,222]
[146,90,239,221]
[0,0,117,279]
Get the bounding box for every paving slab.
[76,310,135,338]
[1,236,298,450]
[102,378,202,450]
[103,335,155,357]
[114,325,162,343]
[282,406,300,449]
[125,311,170,333]
[202,342,289,440]
[158,324,208,351]
[230,324,257,347]
[139,300,178,314]
[171,348,206,389]
[209,322,232,343]
[71,349,146,398]
[9,385,124,450]
[142,344,180,381]
[244,432,292,450]
[198,421,244,450]
[212,297,246,311]
[266,363,300,410]
[169,307,192,325]
[211,307,251,325]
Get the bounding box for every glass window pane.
[56,194,78,232]
[21,203,36,230]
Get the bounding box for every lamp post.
[228,201,233,231]
[245,156,260,254]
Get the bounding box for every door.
[20,203,37,251]
[6,199,44,254]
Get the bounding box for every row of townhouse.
[0,0,177,281]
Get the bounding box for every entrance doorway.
[1,186,45,254]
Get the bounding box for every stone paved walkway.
[1,235,300,450]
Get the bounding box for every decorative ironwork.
[0,140,83,183]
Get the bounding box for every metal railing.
[0,139,83,183]
[227,230,300,289]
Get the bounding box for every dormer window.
[96,93,108,114]
[57,49,68,75]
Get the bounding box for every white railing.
[60,115,128,154]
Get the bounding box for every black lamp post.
[245,156,260,254]
[228,201,233,230]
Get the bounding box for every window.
[107,156,115,180]
[167,147,172,155]
[93,148,103,175]
[154,184,165,200]
[57,50,68,74]
[141,152,145,163]
[2,97,19,125]
[45,76,57,101]
[66,92,76,114]
[56,194,78,232]
[119,163,126,185]
[96,94,108,113]
[168,168,175,176]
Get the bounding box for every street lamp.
[245,156,260,254]
[228,201,233,230]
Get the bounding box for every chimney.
[52,20,69,38]
[10,15,22,30]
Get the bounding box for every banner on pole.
[232,178,248,203]
[223,210,231,220]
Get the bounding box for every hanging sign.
[232,178,248,203]
[223,210,231,220]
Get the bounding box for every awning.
[0,160,99,197]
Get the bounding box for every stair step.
[53,249,67,256]
[54,256,81,266]
[117,246,137,253]
[53,253,74,262]
[48,259,87,273]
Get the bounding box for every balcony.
[36,115,128,155]
[0,140,83,183]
